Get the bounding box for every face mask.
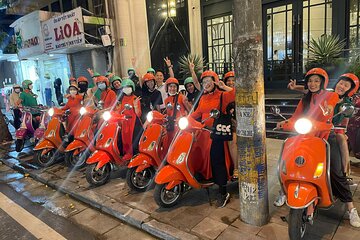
[28,85,33,90]
[70,90,77,95]
[128,71,135,78]
[14,89,20,93]
[169,92,176,96]
[78,84,88,93]
[123,87,133,95]
[98,83,106,90]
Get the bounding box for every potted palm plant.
[178,54,204,79]
[305,34,346,80]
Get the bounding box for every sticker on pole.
[237,107,254,137]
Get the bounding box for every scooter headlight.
[294,118,312,134]
[103,111,111,121]
[146,112,153,122]
[80,107,87,115]
[48,108,54,117]
[178,117,189,130]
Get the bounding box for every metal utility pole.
[233,0,269,226]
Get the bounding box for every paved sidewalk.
[0,137,359,240]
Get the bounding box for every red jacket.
[164,93,187,118]
[101,88,117,109]
[62,95,83,134]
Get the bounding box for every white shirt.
[156,83,167,110]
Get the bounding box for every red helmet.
[200,70,219,83]
[143,73,155,82]
[165,77,179,92]
[223,71,235,81]
[304,68,329,90]
[339,73,360,97]
[69,77,77,84]
[77,76,88,83]
[95,76,109,87]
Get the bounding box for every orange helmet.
[69,77,77,84]
[165,77,179,92]
[223,71,235,81]
[304,68,329,90]
[200,70,219,83]
[143,73,156,82]
[77,76,88,83]
[338,73,360,97]
[95,76,109,87]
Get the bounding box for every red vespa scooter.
[33,107,70,167]
[272,104,354,240]
[153,110,226,208]
[85,104,133,187]
[64,106,98,169]
[126,110,169,191]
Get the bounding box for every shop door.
[263,0,333,88]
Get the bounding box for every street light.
[160,0,176,18]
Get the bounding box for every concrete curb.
[0,157,198,240]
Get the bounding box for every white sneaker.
[274,194,286,207]
[350,208,360,227]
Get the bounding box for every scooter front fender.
[34,139,56,151]
[65,139,86,153]
[128,154,157,172]
[86,150,111,169]
[286,182,318,209]
[155,165,186,189]
[15,128,28,139]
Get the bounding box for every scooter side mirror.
[270,106,281,115]
[338,103,355,117]
[59,103,65,107]
[270,105,287,120]
[98,100,104,110]
[210,109,220,119]
[124,104,133,110]
[176,104,181,111]
[166,102,173,110]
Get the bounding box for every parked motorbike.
[153,110,226,208]
[64,106,98,169]
[271,104,354,240]
[15,106,46,152]
[34,107,50,144]
[33,107,71,167]
[85,104,133,187]
[126,110,169,191]
[347,94,360,159]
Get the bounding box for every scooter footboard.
[286,182,318,209]
[128,154,157,172]
[86,150,111,169]
[65,140,86,153]
[155,165,186,190]
[34,140,56,151]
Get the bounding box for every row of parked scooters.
[14,101,222,208]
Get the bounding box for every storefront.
[10,7,109,106]
[199,0,360,88]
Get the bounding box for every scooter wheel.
[126,167,155,192]
[15,139,25,152]
[34,149,57,168]
[65,150,88,169]
[288,208,307,240]
[154,183,182,208]
[85,163,111,187]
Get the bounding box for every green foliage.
[348,58,360,80]
[0,31,17,54]
[307,34,346,66]
[178,54,204,77]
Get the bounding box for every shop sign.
[42,7,85,51]
[10,11,51,59]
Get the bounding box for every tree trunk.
[0,111,12,142]
[234,0,269,226]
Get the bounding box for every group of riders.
[7,57,360,230]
